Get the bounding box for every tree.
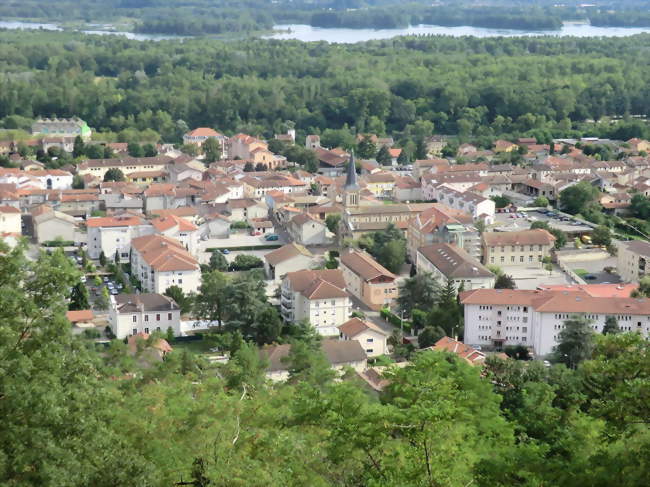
[531,220,567,249]
[164,285,192,314]
[85,144,104,159]
[494,273,516,289]
[73,135,85,158]
[194,270,228,326]
[490,194,511,209]
[591,225,612,246]
[553,316,595,369]
[180,143,199,157]
[127,142,144,157]
[142,142,158,157]
[602,315,620,335]
[223,340,268,389]
[69,281,90,310]
[208,250,228,271]
[418,325,446,348]
[397,272,440,317]
[114,249,120,264]
[255,162,268,171]
[356,135,376,159]
[325,213,341,234]
[72,174,85,189]
[375,145,392,165]
[103,168,125,182]
[397,148,410,165]
[374,239,405,274]
[202,137,221,163]
[533,195,549,207]
[99,251,107,267]
[229,254,263,271]
[559,181,600,215]
[251,305,283,346]
[243,161,254,172]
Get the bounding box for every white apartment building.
[424,184,495,224]
[86,215,153,262]
[281,269,351,337]
[109,293,181,339]
[130,234,200,295]
[150,214,200,256]
[461,288,650,356]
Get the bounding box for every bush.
[230,221,250,230]
[82,328,101,339]
[42,240,74,247]
[229,254,264,271]
[380,307,412,331]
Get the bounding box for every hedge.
[380,307,412,332]
[42,240,75,247]
[206,244,282,252]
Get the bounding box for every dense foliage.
[4,31,650,147]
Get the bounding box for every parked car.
[221,249,230,254]
[103,276,109,283]
[110,289,119,295]
[265,234,279,241]
[80,275,86,283]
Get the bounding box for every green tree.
[375,145,392,165]
[69,281,90,310]
[356,135,377,159]
[418,325,446,348]
[180,143,199,157]
[602,315,620,335]
[230,254,264,271]
[325,213,341,234]
[127,142,144,157]
[103,168,125,182]
[99,251,107,267]
[194,270,228,326]
[553,316,595,369]
[208,250,228,271]
[202,137,221,163]
[223,340,268,390]
[252,305,283,346]
[533,195,549,207]
[72,174,85,189]
[531,220,567,249]
[397,272,440,317]
[559,181,600,215]
[397,148,410,165]
[591,225,612,246]
[374,239,405,274]
[494,273,516,289]
[142,142,157,157]
[73,135,85,158]
[490,194,511,209]
[164,285,192,314]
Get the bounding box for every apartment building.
[109,293,181,339]
[461,288,650,356]
[86,215,153,262]
[280,269,351,337]
[482,229,556,266]
[617,240,650,282]
[340,250,398,311]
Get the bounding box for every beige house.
[261,339,367,382]
[482,229,556,266]
[264,242,314,281]
[417,243,494,290]
[287,213,329,245]
[340,250,398,311]
[617,240,650,282]
[281,269,351,336]
[0,205,21,237]
[32,205,78,243]
[338,317,390,358]
[109,293,181,339]
[130,234,201,295]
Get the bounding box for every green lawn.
[573,269,589,278]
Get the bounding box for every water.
[265,23,650,43]
[0,20,61,31]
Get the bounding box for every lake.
[0,20,181,41]
[265,23,650,43]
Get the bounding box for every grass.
[573,269,589,278]
[169,339,213,355]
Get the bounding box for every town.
[1,116,649,372]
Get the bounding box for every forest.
[4,0,650,34]
[2,238,650,486]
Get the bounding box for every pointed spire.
[344,150,359,190]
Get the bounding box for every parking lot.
[493,210,593,236]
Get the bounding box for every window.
[156,327,161,332]
[144,327,149,334]
[132,315,137,323]
[132,328,137,335]
[144,315,149,322]
[366,349,374,354]
[168,313,172,320]
[490,257,494,264]
[156,314,161,321]
[178,279,183,284]
[520,256,524,263]
[501,256,505,263]
[529,255,533,262]
[511,256,515,263]
[367,338,374,343]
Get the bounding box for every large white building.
[461,288,650,356]
[130,234,201,295]
[108,293,181,339]
[86,215,153,262]
[423,184,495,224]
[280,269,351,336]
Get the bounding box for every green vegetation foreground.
[1,242,650,485]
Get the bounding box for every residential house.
[340,250,398,311]
[86,215,153,262]
[461,288,650,356]
[425,336,486,366]
[0,168,73,190]
[617,240,650,282]
[417,243,495,290]
[261,339,367,382]
[424,185,495,224]
[482,229,556,267]
[0,205,21,240]
[338,317,389,358]
[264,242,314,281]
[363,172,396,198]
[287,213,329,245]
[199,213,230,239]
[77,155,173,180]
[32,205,77,244]
[280,269,351,336]
[227,198,268,221]
[494,139,518,153]
[151,214,200,256]
[183,127,228,153]
[109,293,181,339]
[130,234,201,294]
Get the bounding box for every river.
[3,19,650,43]
[265,23,650,43]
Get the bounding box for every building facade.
[482,229,556,266]
[340,250,398,311]
[617,240,650,283]
[417,243,495,290]
[109,293,181,339]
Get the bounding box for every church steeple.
[343,150,359,207]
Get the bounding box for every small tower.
[343,151,359,208]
